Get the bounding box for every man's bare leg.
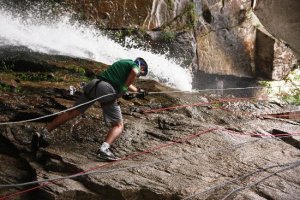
[104,122,124,145]
[32,109,82,150]
[97,122,124,161]
[46,109,82,132]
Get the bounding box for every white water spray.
[0,7,192,91]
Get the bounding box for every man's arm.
[125,68,139,92]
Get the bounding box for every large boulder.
[194,0,255,76]
[253,0,300,59]
[255,29,297,80]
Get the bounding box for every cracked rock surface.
[0,50,300,200]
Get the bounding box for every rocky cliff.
[254,0,300,60]
[1,0,298,84]
[0,47,300,200]
[45,0,298,89]
[0,1,300,199]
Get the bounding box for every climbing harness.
[83,79,102,100]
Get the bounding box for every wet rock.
[1,50,300,200]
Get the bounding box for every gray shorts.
[74,79,122,124]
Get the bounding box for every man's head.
[134,57,148,77]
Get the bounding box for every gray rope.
[0,135,296,189]
[148,85,299,94]
[182,160,300,200]
[221,161,300,200]
[0,93,116,125]
[0,138,259,188]
[0,84,298,125]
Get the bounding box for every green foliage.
[0,82,21,93]
[74,66,86,76]
[16,72,62,82]
[282,92,300,105]
[258,81,271,87]
[166,0,174,8]
[0,82,11,92]
[259,68,300,105]
[161,27,176,42]
[184,2,197,28]
[114,30,124,40]
[0,61,14,72]
[66,65,87,76]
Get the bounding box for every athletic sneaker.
[96,148,120,161]
[31,130,50,151]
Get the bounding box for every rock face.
[255,29,297,80]
[194,0,297,82]
[0,1,300,198]
[65,0,192,30]
[194,0,255,76]
[0,0,297,84]
[61,0,298,86]
[1,49,300,200]
[254,0,300,59]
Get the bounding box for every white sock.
[100,142,110,151]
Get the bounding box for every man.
[32,57,148,161]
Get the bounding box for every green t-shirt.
[98,59,140,93]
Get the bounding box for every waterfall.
[0,5,192,91]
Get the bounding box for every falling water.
[0,5,192,91]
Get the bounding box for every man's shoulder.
[114,59,137,66]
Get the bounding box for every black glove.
[136,88,148,99]
[122,92,136,100]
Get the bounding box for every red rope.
[1,95,297,199]
[0,128,218,200]
[224,128,300,137]
[143,96,261,113]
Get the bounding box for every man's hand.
[136,88,148,99]
[122,92,136,100]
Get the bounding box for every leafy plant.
[166,0,174,8]
[0,61,14,72]
[16,72,62,82]
[0,82,21,93]
[259,68,300,105]
[161,27,176,41]
[184,2,197,28]
[74,67,86,76]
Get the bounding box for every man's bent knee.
[111,121,124,130]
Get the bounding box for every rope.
[0,128,218,200]
[0,93,116,125]
[0,84,298,125]
[147,84,300,95]
[182,160,300,200]
[221,161,300,200]
[0,84,298,198]
[143,96,261,113]
[0,139,258,188]
[0,130,298,200]
[224,128,300,137]
[0,132,300,200]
